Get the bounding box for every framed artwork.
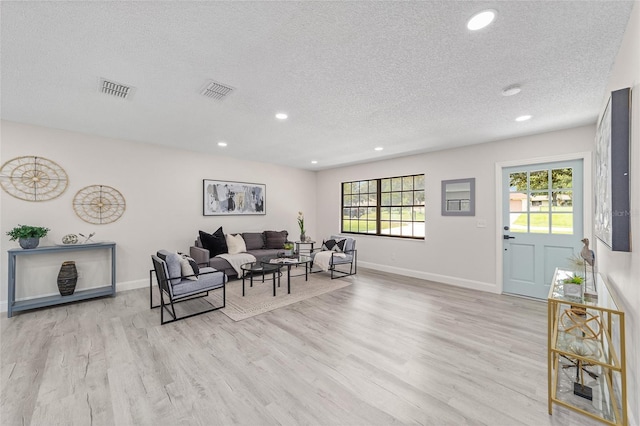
[203,179,265,216]
[594,87,631,252]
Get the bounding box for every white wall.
[316,124,595,292]
[1,121,316,306]
[596,2,640,423]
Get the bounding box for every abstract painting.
[203,180,265,215]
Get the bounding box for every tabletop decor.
[203,179,265,215]
[57,261,78,296]
[298,211,306,241]
[0,155,68,202]
[6,224,50,249]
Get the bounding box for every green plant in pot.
[283,241,295,256]
[562,275,584,298]
[6,225,50,249]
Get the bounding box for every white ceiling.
[0,1,634,170]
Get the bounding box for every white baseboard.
[358,261,499,294]
[0,278,149,314]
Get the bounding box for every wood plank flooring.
[1,268,602,425]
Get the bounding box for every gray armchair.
[310,235,357,279]
[151,250,226,324]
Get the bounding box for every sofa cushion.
[264,230,288,249]
[322,238,346,252]
[242,232,265,250]
[199,227,228,256]
[157,250,182,285]
[178,254,199,281]
[226,233,247,255]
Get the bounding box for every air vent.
[200,80,234,100]
[98,78,135,100]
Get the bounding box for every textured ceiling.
[0,1,634,170]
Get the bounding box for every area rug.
[210,272,353,321]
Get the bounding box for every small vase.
[57,261,78,296]
[19,237,40,249]
[300,232,306,242]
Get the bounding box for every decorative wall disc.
[73,185,126,224]
[0,156,69,201]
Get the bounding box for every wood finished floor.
[1,268,602,426]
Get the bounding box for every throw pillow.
[199,227,228,256]
[242,232,265,250]
[226,233,247,255]
[322,238,346,252]
[264,230,288,249]
[177,253,198,281]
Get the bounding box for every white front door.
[502,160,584,299]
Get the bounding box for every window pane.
[401,223,413,236]
[380,206,391,219]
[342,219,352,232]
[402,207,413,220]
[391,193,401,205]
[414,190,425,204]
[368,193,377,206]
[358,221,369,233]
[509,172,527,191]
[529,170,548,190]
[381,178,391,192]
[509,192,527,212]
[392,177,402,191]
[351,182,358,193]
[390,207,402,221]
[343,182,352,194]
[381,193,390,206]
[359,194,368,206]
[368,180,378,193]
[389,222,402,235]
[359,181,369,192]
[552,191,572,210]
[380,222,391,234]
[414,175,425,190]
[414,206,425,222]
[343,195,352,207]
[530,213,549,233]
[510,212,527,233]
[552,168,572,189]
[366,207,377,220]
[529,192,549,212]
[403,176,414,190]
[552,213,573,235]
[402,192,414,205]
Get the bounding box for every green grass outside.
[342,211,425,232]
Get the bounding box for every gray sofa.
[189,231,289,279]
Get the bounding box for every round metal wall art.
[73,185,126,224]
[0,156,69,201]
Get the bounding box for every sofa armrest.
[190,246,210,266]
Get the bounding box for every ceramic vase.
[19,237,40,249]
[57,261,78,296]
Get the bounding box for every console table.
[7,242,116,318]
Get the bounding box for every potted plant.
[6,224,50,249]
[562,275,584,298]
[283,241,295,257]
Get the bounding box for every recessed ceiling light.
[275,113,288,120]
[502,85,521,96]
[467,10,496,31]
[515,115,532,122]
[311,160,318,164]
[217,141,227,147]
[374,147,384,151]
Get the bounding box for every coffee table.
[240,262,281,297]
[260,255,312,294]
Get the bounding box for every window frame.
[341,174,425,239]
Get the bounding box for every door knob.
[503,235,515,240]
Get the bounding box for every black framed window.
[342,174,425,238]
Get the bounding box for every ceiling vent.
[200,80,235,100]
[98,78,135,100]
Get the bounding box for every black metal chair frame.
[151,255,226,325]
[310,248,357,279]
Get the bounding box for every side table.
[295,240,315,255]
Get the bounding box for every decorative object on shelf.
[62,234,79,244]
[0,155,68,201]
[580,238,597,291]
[595,87,631,252]
[57,261,78,296]
[73,185,126,224]
[203,179,265,215]
[79,232,96,244]
[561,275,583,298]
[6,224,50,249]
[298,211,306,242]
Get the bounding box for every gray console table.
[7,242,116,318]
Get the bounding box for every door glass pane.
[510,213,528,233]
[530,192,549,212]
[552,213,573,234]
[529,170,549,190]
[552,191,572,210]
[530,213,549,233]
[509,192,527,212]
[552,168,572,189]
[510,172,527,191]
